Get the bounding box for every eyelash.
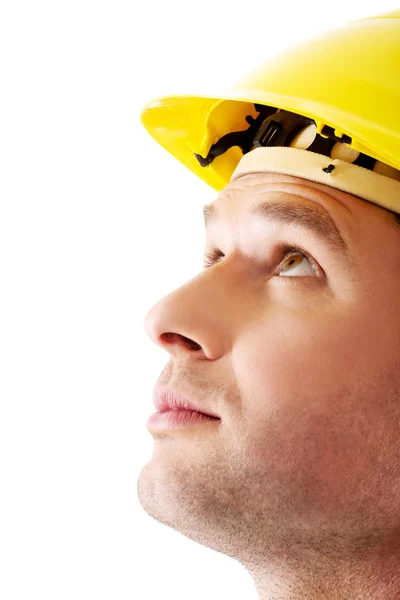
[203,244,319,275]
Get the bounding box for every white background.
[1,2,399,598]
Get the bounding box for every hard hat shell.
[140,10,400,192]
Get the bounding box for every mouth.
[153,387,220,420]
[147,408,220,433]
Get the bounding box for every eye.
[203,248,224,268]
[203,244,319,277]
[278,247,317,277]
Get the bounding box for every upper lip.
[153,387,220,419]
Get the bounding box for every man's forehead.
[207,171,379,236]
[214,171,359,210]
[227,171,307,188]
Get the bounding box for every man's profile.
[137,11,400,599]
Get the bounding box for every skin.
[137,171,400,599]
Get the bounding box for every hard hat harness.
[194,104,383,176]
[194,104,276,167]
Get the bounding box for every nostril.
[161,332,202,352]
[183,337,202,351]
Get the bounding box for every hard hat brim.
[140,89,399,192]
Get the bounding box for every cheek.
[232,306,374,430]
[230,300,397,473]
[226,291,400,518]
[234,318,325,416]
[230,320,370,507]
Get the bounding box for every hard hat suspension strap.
[195,104,381,176]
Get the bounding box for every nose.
[144,270,230,360]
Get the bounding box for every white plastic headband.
[230,146,400,216]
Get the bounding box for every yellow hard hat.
[140,10,400,214]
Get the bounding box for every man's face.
[138,172,400,587]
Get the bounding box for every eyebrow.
[203,199,357,273]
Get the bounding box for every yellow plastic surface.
[140,11,400,191]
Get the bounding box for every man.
[137,10,400,599]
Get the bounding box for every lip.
[147,409,220,432]
[153,388,220,419]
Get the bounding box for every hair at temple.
[385,208,400,230]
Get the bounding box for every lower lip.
[146,410,220,432]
